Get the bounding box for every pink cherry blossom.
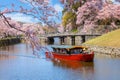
[76,0,120,33]
[0,0,58,54]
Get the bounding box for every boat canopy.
[50,45,87,50]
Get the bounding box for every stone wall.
[75,36,82,45]
[84,44,120,57]
[64,36,72,45]
[0,38,21,47]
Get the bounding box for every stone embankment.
[83,44,120,57]
[0,37,21,47]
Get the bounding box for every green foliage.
[71,28,78,33]
[62,8,67,15]
[71,2,81,11]
[62,11,76,27]
[61,1,83,31]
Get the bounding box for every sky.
[0,0,63,23]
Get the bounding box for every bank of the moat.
[83,29,120,57]
[0,37,21,47]
[83,44,120,57]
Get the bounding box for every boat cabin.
[46,45,94,61]
[51,45,88,55]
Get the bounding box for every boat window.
[53,48,60,53]
[53,48,68,54]
[79,49,83,53]
[53,48,56,52]
[59,49,63,53]
[70,48,83,54]
[53,48,59,53]
[59,49,67,54]
[62,49,67,54]
[57,49,60,53]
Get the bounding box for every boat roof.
[51,45,87,49]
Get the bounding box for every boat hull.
[46,52,94,62]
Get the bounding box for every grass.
[71,29,78,33]
[84,29,120,48]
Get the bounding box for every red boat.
[46,45,94,62]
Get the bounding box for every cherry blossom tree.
[96,3,120,27]
[76,0,103,33]
[57,24,64,33]
[61,0,120,33]
[1,0,57,26]
[0,0,58,55]
[76,0,120,33]
[0,17,22,38]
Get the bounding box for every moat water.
[0,43,120,80]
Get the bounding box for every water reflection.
[0,43,34,60]
[51,59,94,80]
[52,59,93,69]
[0,54,16,60]
[0,45,16,60]
[94,55,120,80]
[0,45,15,53]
